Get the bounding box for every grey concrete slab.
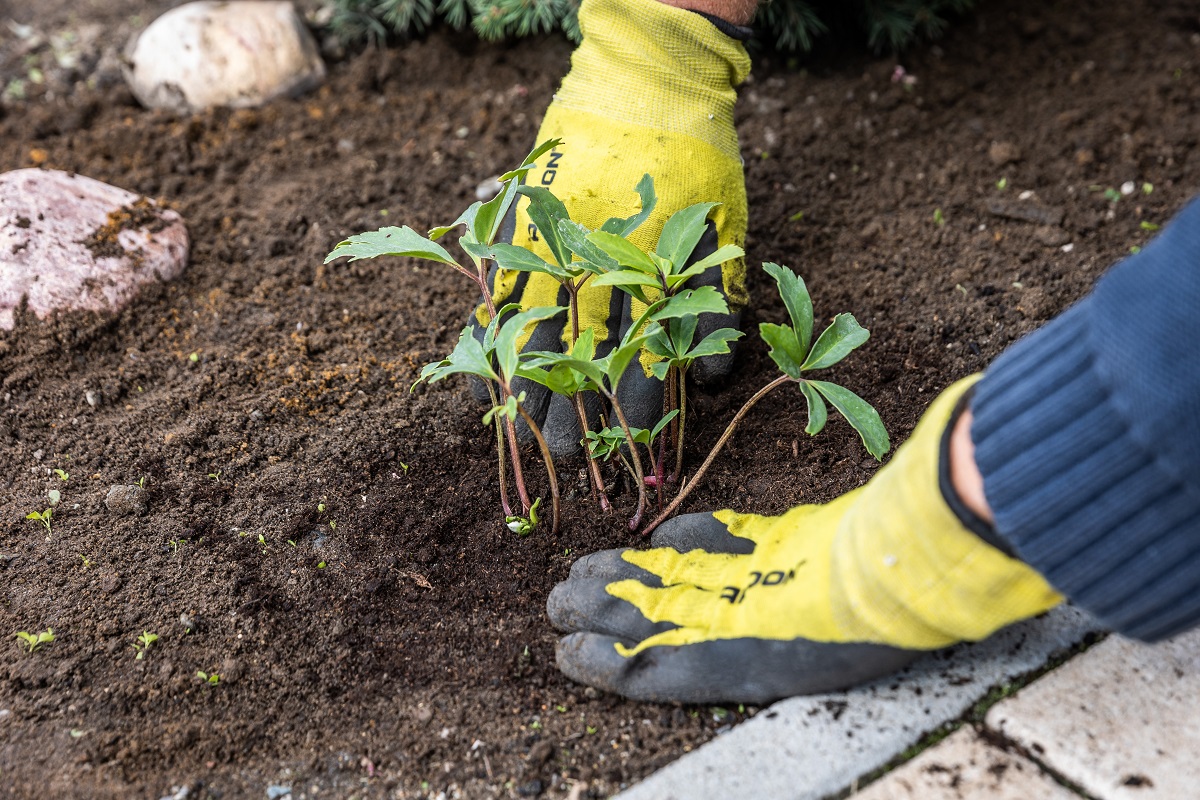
[986,629,1200,800]
[617,605,1099,800]
[851,728,1077,800]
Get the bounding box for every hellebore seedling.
[506,497,541,536]
[133,631,158,660]
[643,263,889,535]
[26,508,52,538]
[54,468,69,482]
[15,628,54,653]
[195,670,220,685]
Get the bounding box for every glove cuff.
[973,298,1200,642]
[555,0,751,161]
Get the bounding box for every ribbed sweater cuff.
[972,300,1200,641]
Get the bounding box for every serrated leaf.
[557,219,618,274]
[414,327,496,387]
[760,322,805,380]
[801,314,870,371]
[763,263,813,357]
[491,243,572,280]
[799,381,828,436]
[325,227,457,266]
[600,174,657,237]
[494,306,564,380]
[809,380,889,460]
[656,202,718,268]
[517,185,573,268]
[586,231,659,275]
[429,202,482,240]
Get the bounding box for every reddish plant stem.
[605,394,648,530]
[565,281,609,511]
[517,405,561,535]
[641,374,791,537]
[485,382,512,517]
[674,366,689,482]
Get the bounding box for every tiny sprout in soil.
[196,670,220,685]
[26,508,52,538]
[15,628,55,653]
[133,631,158,660]
[53,468,69,481]
[327,139,887,537]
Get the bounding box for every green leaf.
[429,202,482,240]
[656,202,718,268]
[606,332,655,391]
[498,138,563,182]
[589,269,662,303]
[586,231,659,275]
[525,353,606,391]
[668,244,745,286]
[491,243,572,280]
[760,322,805,380]
[600,174,657,237]
[651,408,680,440]
[801,314,870,371]
[458,234,494,264]
[762,263,813,357]
[799,381,828,436]
[688,327,744,360]
[809,380,890,460]
[414,327,496,387]
[557,219,619,274]
[474,178,517,246]
[650,286,729,322]
[325,227,457,266]
[495,307,564,381]
[517,185,573,268]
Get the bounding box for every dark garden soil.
[1,0,1198,797]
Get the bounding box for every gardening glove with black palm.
[469,0,752,456]
[547,377,1064,703]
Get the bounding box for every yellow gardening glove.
[547,377,1064,702]
[470,0,751,455]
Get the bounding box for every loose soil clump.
[1,1,1198,797]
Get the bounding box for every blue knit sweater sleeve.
[971,196,1200,641]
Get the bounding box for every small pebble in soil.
[475,176,503,202]
[988,140,1022,166]
[517,779,543,796]
[105,484,147,516]
[265,786,291,800]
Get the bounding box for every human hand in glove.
[469,0,752,456]
[546,377,1064,703]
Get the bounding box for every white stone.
[985,629,1200,799]
[618,605,1099,800]
[852,728,1077,800]
[0,169,189,330]
[124,1,325,113]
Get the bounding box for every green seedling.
[328,138,885,536]
[207,471,222,483]
[1103,187,1122,203]
[1143,182,1154,195]
[195,670,220,685]
[257,533,268,554]
[317,502,326,513]
[789,210,805,221]
[168,538,186,554]
[933,207,946,226]
[15,628,54,653]
[79,554,92,570]
[643,262,888,535]
[26,508,52,538]
[136,476,147,489]
[1140,221,1161,231]
[133,631,158,660]
[996,177,1008,191]
[53,468,69,482]
[506,497,541,536]
[317,561,327,569]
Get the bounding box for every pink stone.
[0,169,189,330]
